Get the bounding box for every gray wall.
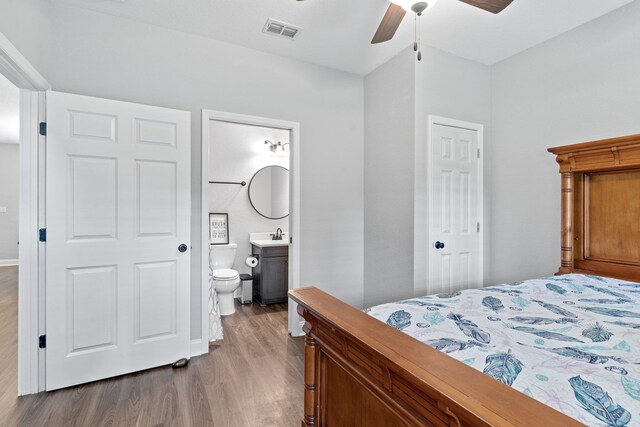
[363,45,491,306]
[0,143,19,261]
[490,1,640,284]
[0,0,365,339]
[363,47,416,307]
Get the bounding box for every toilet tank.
[210,243,237,269]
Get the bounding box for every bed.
[289,133,640,426]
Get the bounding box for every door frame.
[201,109,302,353]
[0,31,51,395]
[427,115,484,289]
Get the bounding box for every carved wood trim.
[438,401,463,427]
[303,335,317,427]
[548,133,640,173]
[558,172,574,275]
[298,305,317,427]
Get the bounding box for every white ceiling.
[0,72,20,145]
[56,0,634,75]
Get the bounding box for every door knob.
[178,244,188,253]
[435,241,445,250]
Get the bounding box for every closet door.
[429,123,482,294]
[45,91,191,390]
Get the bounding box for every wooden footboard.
[289,287,584,427]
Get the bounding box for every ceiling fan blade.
[458,0,514,14]
[371,3,406,44]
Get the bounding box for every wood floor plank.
[0,266,305,426]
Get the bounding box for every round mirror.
[248,165,289,219]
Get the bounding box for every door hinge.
[477,148,481,158]
[39,122,47,136]
[39,335,46,349]
[477,222,480,232]
[39,228,46,242]
[289,237,292,244]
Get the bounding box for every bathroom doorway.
[201,110,301,351]
[0,35,50,395]
[0,72,20,268]
[0,71,21,399]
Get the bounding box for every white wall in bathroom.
[208,120,290,276]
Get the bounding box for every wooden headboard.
[548,134,640,282]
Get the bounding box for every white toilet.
[210,243,241,316]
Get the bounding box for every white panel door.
[46,92,191,390]
[429,123,482,294]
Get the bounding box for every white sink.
[249,239,289,248]
[249,232,289,248]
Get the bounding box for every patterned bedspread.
[366,274,640,426]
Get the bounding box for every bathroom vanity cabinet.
[251,244,288,305]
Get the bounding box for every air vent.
[262,19,303,41]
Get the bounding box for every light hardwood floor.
[0,266,305,426]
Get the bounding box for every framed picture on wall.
[209,213,229,245]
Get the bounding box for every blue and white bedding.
[366,274,640,426]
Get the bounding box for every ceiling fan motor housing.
[411,2,429,14]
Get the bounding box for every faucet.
[272,228,283,241]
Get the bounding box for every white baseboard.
[0,259,18,266]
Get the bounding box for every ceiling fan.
[371,0,515,45]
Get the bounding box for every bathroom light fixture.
[264,140,289,153]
